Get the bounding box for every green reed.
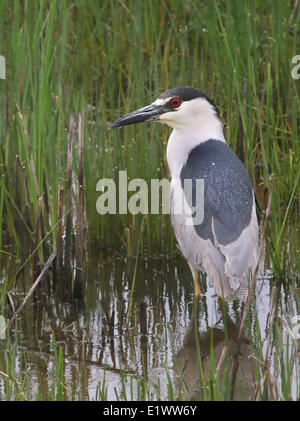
[0,0,299,264]
[0,0,299,402]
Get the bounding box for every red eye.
[170,97,182,108]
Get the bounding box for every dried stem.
[7,253,56,329]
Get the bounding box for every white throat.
[166,106,225,177]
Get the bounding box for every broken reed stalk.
[64,114,75,278]
[74,112,86,298]
[7,253,56,330]
[230,177,273,400]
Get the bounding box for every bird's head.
[109,86,221,130]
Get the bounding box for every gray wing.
[180,139,258,284]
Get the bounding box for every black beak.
[109,103,165,129]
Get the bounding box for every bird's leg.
[188,263,201,300]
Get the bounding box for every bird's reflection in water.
[174,297,256,401]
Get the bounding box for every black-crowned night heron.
[110,87,258,301]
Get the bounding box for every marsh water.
[0,212,299,401]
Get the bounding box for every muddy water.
[0,221,299,400]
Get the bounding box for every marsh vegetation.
[0,0,299,401]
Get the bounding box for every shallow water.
[0,221,299,400]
